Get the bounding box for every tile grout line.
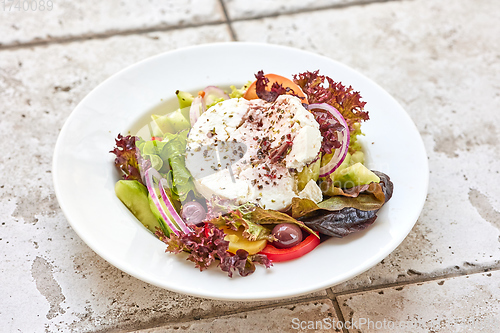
[0,20,227,51]
[326,288,349,333]
[121,294,331,333]
[331,263,500,298]
[218,0,238,41]
[0,0,404,51]
[120,265,500,332]
[228,0,404,23]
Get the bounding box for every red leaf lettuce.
[110,134,143,184]
[155,224,272,277]
[293,70,369,131]
[255,70,301,103]
[310,109,345,155]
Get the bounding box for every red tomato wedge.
[243,73,308,104]
[259,232,320,262]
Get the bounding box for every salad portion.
[111,70,393,277]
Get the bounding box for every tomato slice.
[259,232,320,262]
[243,73,308,104]
[150,136,163,141]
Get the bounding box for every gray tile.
[134,299,340,333]
[2,0,499,332]
[0,21,332,333]
[337,271,500,332]
[0,0,224,46]
[0,25,254,333]
[223,0,373,20]
[234,0,500,290]
[0,25,326,331]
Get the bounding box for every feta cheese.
[185,95,322,211]
[298,179,323,203]
[286,125,323,171]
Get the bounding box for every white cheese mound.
[185,95,323,211]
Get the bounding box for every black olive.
[271,223,303,249]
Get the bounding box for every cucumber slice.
[115,180,161,233]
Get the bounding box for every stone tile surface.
[337,271,500,332]
[0,18,329,333]
[135,299,340,333]
[223,0,373,20]
[234,0,500,291]
[1,0,500,332]
[0,25,267,333]
[0,0,224,46]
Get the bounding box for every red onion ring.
[203,86,230,106]
[189,86,230,126]
[308,103,350,177]
[144,168,192,235]
[189,95,206,126]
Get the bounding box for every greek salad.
[111,70,393,277]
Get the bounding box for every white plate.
[53,42,428,301]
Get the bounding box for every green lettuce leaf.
[317,194,385,212]
[322,182,385,201]
[291,172,391,220]
[249,207,319,238]
[290,184,385,219]
[348,122,364,154]
[206,97,226,109]
[206,204,320,241]
[161,131,201,201]
[290,197,320,219]
[137,130,200,202]
[207,210,273,242]
[293,172,394,238]
[205,196,256,220]
[229,82,252,98]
